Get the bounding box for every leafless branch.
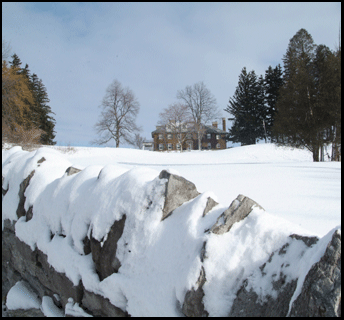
[92,79,141,147]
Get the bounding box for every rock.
[202,197,218,217]
[228,231,341,317]
[6,308,45,317]
[159,170,200,220]
[82,289,127,317]
[2,175,8,196]
[90,214,126,281]
[229,278,298,317]
[16,170,35,219]
[182,266,208,317]
[2,223,83,309]
[37,157,46,164]
[289,229,341,317]
[210,194,264,235]
[65,166,82,176]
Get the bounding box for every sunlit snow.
[2,144,341,316]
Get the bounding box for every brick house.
[151,118,228,151]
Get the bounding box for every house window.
[207,133,211,139]
[177,133,182,140]
[207,143,212,150]
[176,143,181,150]
[167,134,172,140]
[159,144,164,151]
[186,133,192,139]
[187,141,193,151]
[168,143,173,150]
[216,143,221,149]
[216,134,220,140]
[159,134,163,140]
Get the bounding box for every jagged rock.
[289,229,341,317]
[2,223,83,309]
[210,194,264,235]
[182,266,208,317]
[65,166,82,176]
[6,308,45,317]
[228,232,341,317]
[90,214,126,281]
[202,197,218,217]
[82,289,127,317]
[16,170,35,219]
[159,170,200,220]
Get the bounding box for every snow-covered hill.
[59,143,340,237]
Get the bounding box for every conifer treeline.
[2,52,56,146]
[225,28,341,161]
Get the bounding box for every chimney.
[212,121,218,128]
[222,118,226,131]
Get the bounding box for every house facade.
[151,118,228,151]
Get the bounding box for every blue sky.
[2,2,341,147]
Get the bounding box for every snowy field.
[64,143,341,237]
[2,143,341,316]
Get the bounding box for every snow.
[5,281,41,310]
[2,143,341,316]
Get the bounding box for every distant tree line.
[226,28,341,161]
[2,41,56,147]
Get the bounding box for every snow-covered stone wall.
[2,147,341,317]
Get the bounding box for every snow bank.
[2,146,341,316]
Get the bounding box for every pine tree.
[264,64,283,142]
[3,53,56,146]
[273,28,340,161]
[9,53,22,70]
[225,67,266,145]
[29,73,56,145]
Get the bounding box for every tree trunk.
[312,145,320,162]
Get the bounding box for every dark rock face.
[82,290,128,317]
[228,231,341,317]
[289,229,341,317]
[159,170,200,220]
[2,224,83,309]
[16,170,35,219]
[229,278,298,317]
[182,266,208,317]
[209,194,264,235]
[90,214,126,281]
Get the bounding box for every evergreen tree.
[273,28,340,161]
[264,64,283,142]
[9,53,22,70]
[225,67,266,145]
[2,60,33,129]
[30,73,56,144]
[3,53,56,145]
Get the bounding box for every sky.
[2,2,341,147]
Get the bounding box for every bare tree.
[92,80,141,148]
[158,102,192,152]
[132,133,145,149]
[177,81,220,150]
